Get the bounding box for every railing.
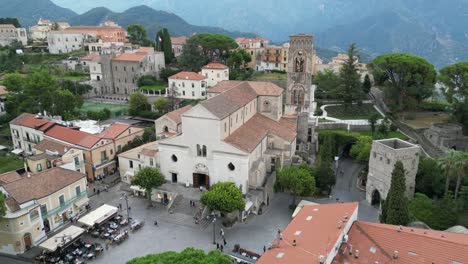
[41,191,88,219]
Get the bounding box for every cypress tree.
[363,74,371,94]
[162,28,174,64]
[383,161,410,225]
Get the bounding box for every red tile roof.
[207,80,243,94]
[165,105,193,124]
[224,114,296,153]
[135,47,154,54]
[45,126,101,149]
[112,53,146,62]
[208,81,283,96]
[81,53,101,62]
[2,167,85,204]
[34,139,73,156]
[202,62,228,70]
[258,202,359,264]
[169,71,207,81]
[9,113,56,131]
[333,221,468,264]
[0,171,23,185]
[99,123,131,139]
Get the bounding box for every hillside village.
[0,7,467,264]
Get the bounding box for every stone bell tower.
[285,34,314,115]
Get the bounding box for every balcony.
[41,191,88,220]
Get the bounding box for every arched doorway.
[43,219,50,233]
[371,189,381,207]
[23,233,32,250]
[292,88,305,105]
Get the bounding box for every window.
[150,158,154,166]
[197,144,201,156]
[59,195,65,206]
[30,210,39,221]
[171,155,178,162]
[224,122,227,132]
[129,160,133,168]
[192,91,195,97]
[75,186,81,196]
[138,164,142,170]
[37,164,42,172]
[101,151,107,161]
[118,145,122,152]
[123,66,126,71]
[192,83,195,88]
[40,204,47,217]
[110,149,113,155]
[373,152,376,158]
[74,156,80,166]
[387,158,390,164]
[183,91,186,96]
[202,145,207,157]
[46,161,51,169]
[228,162,235,171]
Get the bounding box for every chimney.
[393,250,399,259]
[318,255,325,264]
[292,240,296,247]
[348,244,353,255]
[338,220,342,229]
[354,250,359,259]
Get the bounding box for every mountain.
[52,0,468,67]
[0,0,76,27]
[68,5,256,39]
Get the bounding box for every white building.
[155,105,193,138]
[80,53,102,81]
[0,24,27,46]
[201,63,229,88]
[118,141,159,184]
[47,31,90,54]
[158,81,297,198]
[0,86,7,116]
[168,71,207,99]
[9,113,54,155]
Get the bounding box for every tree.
[192,33,238,60]
[128,92,150,116]
[2,72,25,93]
[318,133,335,163]
[277,165,316,206]
[156,28,174,64]
[131,167,166,204]
[51,22,59,31]
[0,18,21,28]
[153,98,169,113]
[350,136,372,162]
[0,192,6,219]
[368,113,380,135]
[363,74,372,94]
[369,53,436,111]
[415,157,445,198]
[127,24,148,45]
[313,162,335,194]
[51,89,82,120]
[382,161,410,225]
[438,150,462,196]
[314,69,341,99]
[127,247,232,264]
[200,182,245,214]
[338,43,362,109]
[226,49,251,70]
[178,37,210,72]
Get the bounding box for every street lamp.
[210,211,217,245]
[120,193,130,221]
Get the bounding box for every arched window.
[171,155,178,162]
[228,162,235,171]
[263,100,271,112]
[202,145,207,157]
[164,126,169,132]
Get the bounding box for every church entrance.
[193,173,210,189]
[371,189,381,207]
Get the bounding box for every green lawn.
[251,71,287,80]
[0,155,23,174]
[318,129,408,140]
[325,103,380,120]
[80,102,128,116]
[140,85,166,91]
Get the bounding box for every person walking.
[220,245,224,252]
[216,243,219,249]
[223,238,227,246]
[263,245,266,252]
[154,219,158,226]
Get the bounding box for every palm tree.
[438,150,460,196]
[454,152,468,199]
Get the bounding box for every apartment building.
[0,24,27,46]
[259,43,289,71]
[118,141,159,184]
[168,71,207,99]
[47,31,92,54]
[201,63,229,88]
[63,23,126,43]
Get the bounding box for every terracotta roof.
[165,105,193,124]
[279,116,297,131]
[81,53,101,62]
[9,113,56,131]
[135,47,154,54]
[333,221,468,264]
[2,167,85,204]
[65,26,123,31]
[140,147,158,157]
[99,123,131,139]
[27,152,59,161]
[201,82,258,119]
[208,81,283,96]
[0,171,22,184]
[202,63,228,70]
[224,114,296,153]
[112,53,146,62]
[33,139,73,156]
[258,202,359,264]
[169,71,207,81]
[235,37,267,45]
[0,85,8,96]
[45,126,101,149]
[0,24,16,28]
[5,197,20,212]
[171,36,188,45]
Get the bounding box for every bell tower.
[285,34,314,115]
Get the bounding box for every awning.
[244,201,253,212]
[11,149,23,155]
[74,197,89,208]
[39,225,85,252]
[292,200,319,218]
[130,185,145,193]
[78,204,118,227]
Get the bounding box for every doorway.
[23,233,32,249]
[43,219,51,233]
[171,173,178,183]
[193,173,210,189]
[371,189,381,207]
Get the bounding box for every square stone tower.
[366,138,420,206]
[285,34,314,115]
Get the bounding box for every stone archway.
[371,189,381,207]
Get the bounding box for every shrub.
[420,101,451,112]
